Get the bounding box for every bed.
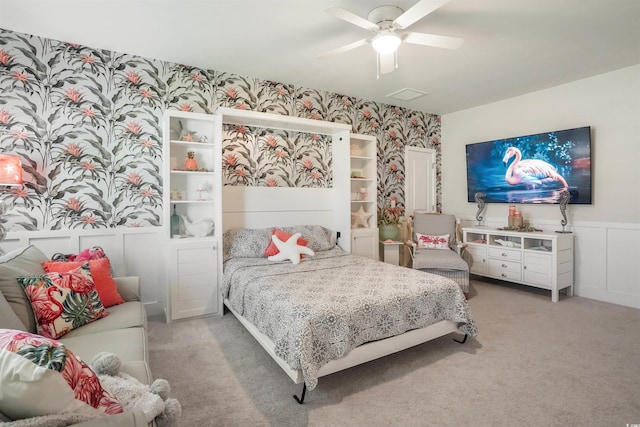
[221,223,478,401]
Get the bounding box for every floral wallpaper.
[222,125,333,188]
[0,28,441,231]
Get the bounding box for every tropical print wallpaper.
[222,125,333,188]
[0,28,441,231]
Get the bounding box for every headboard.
[222,186,347,248]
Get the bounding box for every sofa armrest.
[74,408,149,427]
[114,276,141,302]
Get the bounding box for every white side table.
[379,241,403,265]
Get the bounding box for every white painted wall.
[442,65,640,308]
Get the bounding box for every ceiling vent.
[386,88,429,101]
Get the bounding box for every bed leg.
[293,383,307,404]
[453,334,468,344]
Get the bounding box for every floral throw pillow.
[0,329,123,420]
[416,233,450,250]
[17,264,107,339]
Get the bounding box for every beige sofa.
[0,245,151,426]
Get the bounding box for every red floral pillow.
[264,229,309,257]
[17,264,107,339]
[42,258,124,307]
[416,233,450,250]
[0,329,122,419]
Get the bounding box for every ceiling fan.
[317,0,463,77]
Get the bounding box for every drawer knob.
[502,263,508,268]
[501,273,507,277]
[502,253,507,257]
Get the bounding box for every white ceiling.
[1,0,639,115]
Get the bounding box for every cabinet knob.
[501,263,507,268]
[501,273,507,277]
[502,253,507,257]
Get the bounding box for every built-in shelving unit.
[350,133,378,260]
[463,226,573,302]
[163,111,222,321]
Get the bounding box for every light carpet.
[147,279,640,427]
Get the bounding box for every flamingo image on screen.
[502,147,568,189]
[466,126,592,204]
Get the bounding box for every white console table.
[462,227,573,302]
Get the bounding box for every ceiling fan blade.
[403,32,463,49]
[393,0,450,29]
[317,39,369,59]
[326,6,379,31]
[378,52,397,75]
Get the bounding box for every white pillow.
[415,233,450,250]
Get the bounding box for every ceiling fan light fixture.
[371,32,401,54]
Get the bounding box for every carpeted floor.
[147,278,640,427]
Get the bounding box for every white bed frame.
[221,185,466,401]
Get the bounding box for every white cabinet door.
[465,245,487,275]
[351,228,378,260]
[169,240,219,321]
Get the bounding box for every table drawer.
[489,259,522,281]
[489,247,522,261]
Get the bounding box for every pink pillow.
[0,329,123,419]
[17,264,107,339]
[42,258,124,307]
[264,229,309,257]
[416,233,450,250]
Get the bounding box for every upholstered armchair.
[406,213,469,298]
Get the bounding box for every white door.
[404,146,436,216]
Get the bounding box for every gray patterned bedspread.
[222,247,477,390]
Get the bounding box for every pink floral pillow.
[17,264,107,339]
[416,233,450,250]
[0,329,123,419]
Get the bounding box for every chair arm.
[454,242,467,257]
[114,276,141,302]
[404,240,417,258]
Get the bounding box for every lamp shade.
[371,32,401,54]
[0,154,23,186]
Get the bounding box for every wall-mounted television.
[466,126,592,204]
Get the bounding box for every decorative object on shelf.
[358,187,368,201]
[170,120,183,140]
[184,151,198,171]
[497,225,543,232]
[196,182,211,201]
[494,239,521,248]
[556,189,572,234]
[508,210,523,228]
[350,144,361,156]
[351,206,373,228]
[178,127,208,143]
[180,215,214,237]
[170,204,180,237]
[474,192,486,225]
[170,189,184,201]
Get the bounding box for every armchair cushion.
[412,249,469,272]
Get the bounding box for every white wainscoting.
[2,227,166,316]
[459,217,640,309]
